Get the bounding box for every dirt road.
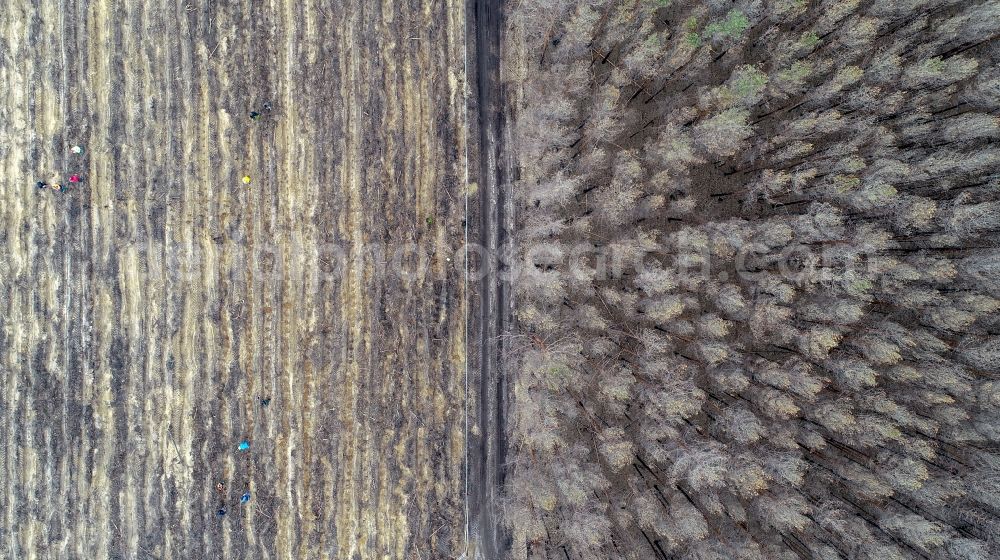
[0,0,469,558]
[465,0,511,558]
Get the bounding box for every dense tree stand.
[503,1,1000,559]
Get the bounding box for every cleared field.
[0,0,469,558]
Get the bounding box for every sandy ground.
[0,0,469,558]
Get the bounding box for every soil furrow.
[2,1,468,558]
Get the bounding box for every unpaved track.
[0,1,468,558]
[465,0,511,557]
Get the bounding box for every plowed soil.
[0,1,469,558]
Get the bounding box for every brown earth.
[0,0,470,558]
[464,0,511,558]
